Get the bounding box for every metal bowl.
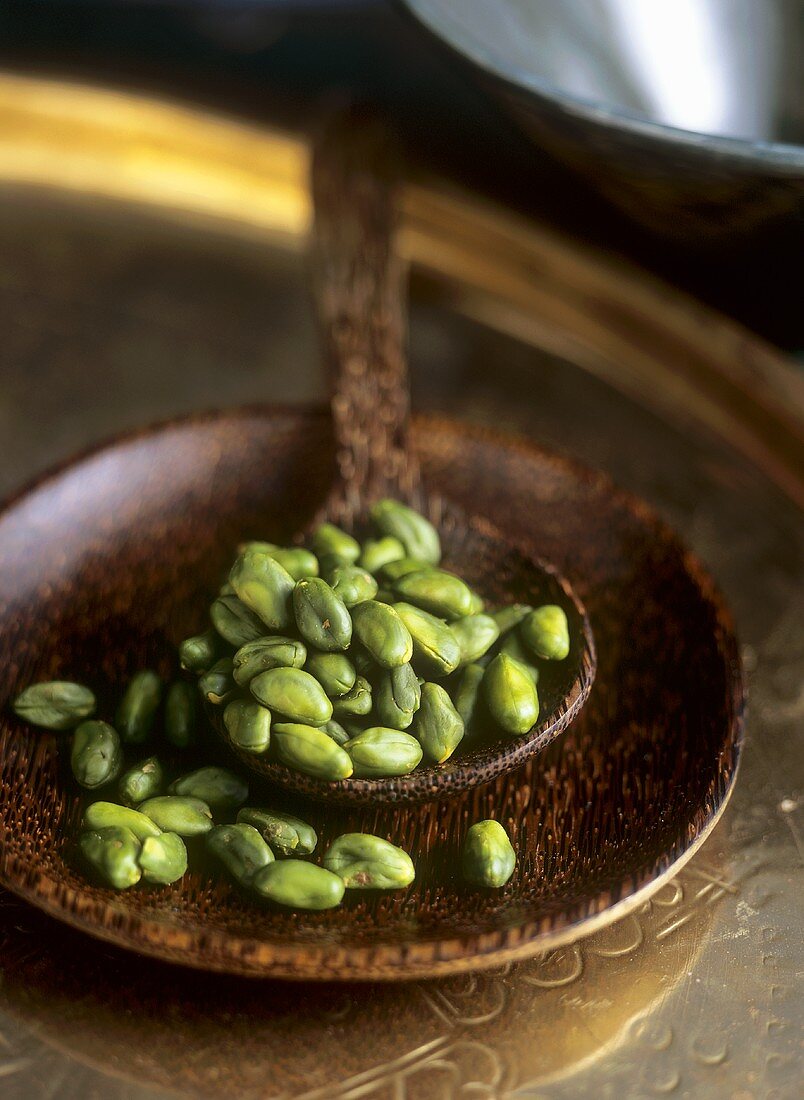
[404,0,804,242]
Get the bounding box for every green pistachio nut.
[344,727,423,778]
[139,832,188,885]
[305,652,356,697]
[351,601,413,668]
[452,662,486,731]
[359,536,406,575]
[116,670,161,743]
[483,653,540,735]
[462,819,516,888]
[292,578,352,652]
[467,591,485,614]
[83,801,162,841]
[252,859,345,910]
[210,592,267,647]
[250,666,332,725]
[450,614,500,665]
[272,722,353,781]
[118,755,165,805]
[262,547,319,582]
[393,603,461,678]
[413,683,464,763]
[169,766,248,811]
[229,548,294,631]
[13,680,96,731]
[232,636,307,686]
[311,522,361,566]
[331,675,372,718]
[321,718,350,746]
[381,556,429,582]
[223,699,271,754]
[394,569,475,620]
[198,657,237,705]
[138,796,213,837]
[237,807,317,856]
[491,604,532,637]
[370,500,441,565]
[499,633,540,683]
[374,663,421,729]
[325,564,379,609]
[178,629,218,674]
[323,833,415,889]
[165,680,197,748]
[79,826,142,890]
[207,823,274,886]
[71,720,123,789]
[521,605,570,661]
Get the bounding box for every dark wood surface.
[0,410,743,980]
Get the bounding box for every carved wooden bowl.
[0,408,744,980]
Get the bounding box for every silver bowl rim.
[403,0,804,167]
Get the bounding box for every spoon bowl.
[211,510,595,804]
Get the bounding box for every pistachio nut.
[210,592,267,647]
[272,722,353,781]
[116,670,161,743]
[305,652,356,697]
[252,859,345,910]
[237,807,317,856]
[250,666,333,725]
[450,614,500,665]
[381,556,429,582]
[323,833,415,889]
[13,680,96,731]
[206,823,274,886]
[311,522,361,566]
[263,547,320,581]
[491,604,532,637]
[165,680,197,748]
[374,662,421,729]
[413,682,464,763]
[169,766,248,811]
[452,662,486,731]
[483,653,540,735]
[178,629,219,674]
[138,795,213,837]
[118,755,164,806]
[198,657,237,705]
[359,536,405,575]
[499,633,540,684]
[223,698,271,754]
[331,675,372,718]
[393,602,461,678]
[232,636,307,686]
[321,718,350,746]
[521,605,570,661]
[83,800,162,841]
[229,548,294,631]
[394,568,474,620]
[351,601,413,668]
[292,577,352,652]
[344,727,423,778]
[79,826,142,890]
[462,819,516,888]
[370,499,441,565]
[326,564,378,609]
[71,720,123,789]
[139,831,188,885]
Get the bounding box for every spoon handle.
[310,106,421,528]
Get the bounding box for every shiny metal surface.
[0,79,801,1097]
[405,0,804,240]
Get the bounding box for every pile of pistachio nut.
[12,501,570,907]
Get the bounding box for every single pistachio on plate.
[292,578,353,652]
[351,600,413,669]
[229,548,295,632]
[272,722,354,781]
[462,819,516,888]
[237,807,317,856]
[344,727,423,778]
[483,653,540,735]
[138,795,213,837]
[207,823,274,887]
[251,859,345,910]
[118,755,165,806]
[250,666,333,726]
[323,833,415,889]
[232,636,307,686]
[116,671,161,743]
[139,832,188,885]
[83,801,162,842]
[71,720,123,789]
[450,613,500,666]
[370,500,441,565]
[79,826,142,890]
[393,602,461,678]
[394,568,475,620]
[325,564,379,609]
[521,605,570,661]
[223,699,271,754]
[178,629,219,674]
[359,536,406,575]
[310,522,361,567]
[169,766,248,811]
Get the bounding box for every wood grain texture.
[0,409,743,980]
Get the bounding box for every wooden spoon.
[211,108,596,803]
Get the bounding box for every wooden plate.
[0,408,744,980]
